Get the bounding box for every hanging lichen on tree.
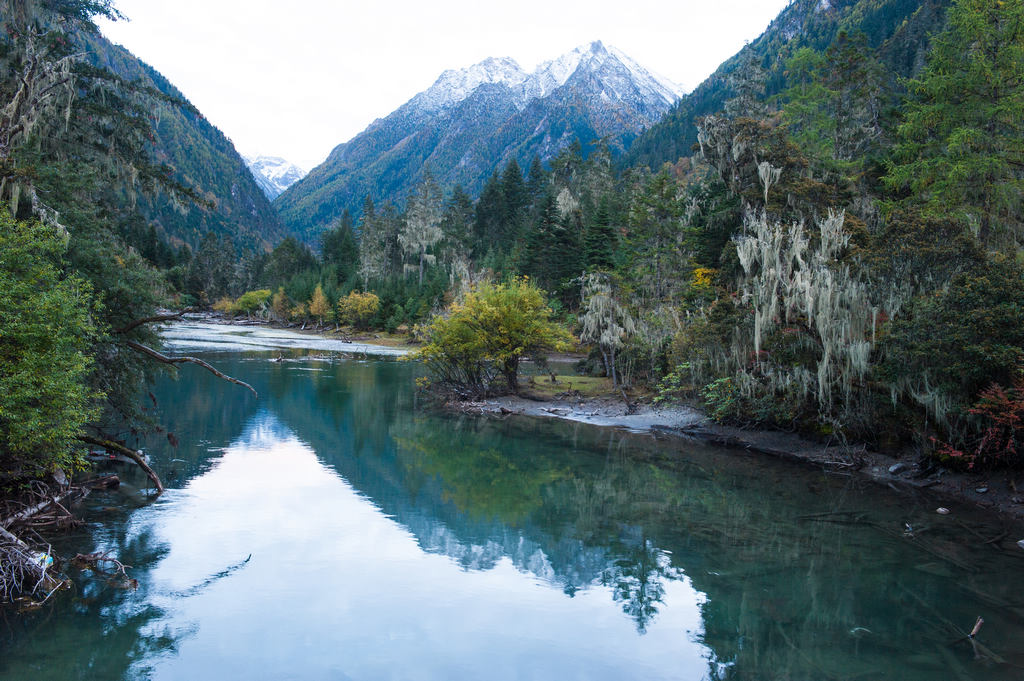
[579,273,636,387]
[726,209,876,424]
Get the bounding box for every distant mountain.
[83,35,287,252]
[625,0,951,169]
[243,155,307,200]
[276,41,684,241]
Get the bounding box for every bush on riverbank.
[0,217,100,484]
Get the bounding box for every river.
[1,323,1021,680]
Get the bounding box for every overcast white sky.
[97,0,790,170]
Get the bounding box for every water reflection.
[1,342,1023,680]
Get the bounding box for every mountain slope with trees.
[80,36,287,252]
[275,41,682,242]
[625,0,952,169]
[0,0,268,492]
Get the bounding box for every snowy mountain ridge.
[411,40,685,115]
[243,155,307,200]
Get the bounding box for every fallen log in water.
[1,486,84,530]
[78,436,164,496]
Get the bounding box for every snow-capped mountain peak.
[407,42,684,115]
[605,44,687,104]
[526,40,684,106]
[243,155,307,200]
[411,56,528,112]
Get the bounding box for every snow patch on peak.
[412,56,527,111]
[243,154,307,200]
[406,41,684,117]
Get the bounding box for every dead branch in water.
[78,436,164,496]
[73,552,137,590]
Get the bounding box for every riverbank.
[162,314,413,357]
[464,392,1024,528]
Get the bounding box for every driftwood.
[82,474,120,489]
[79,436,164,496]
[1,487,81,529]
[125,340,257,397]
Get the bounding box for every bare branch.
[78,435,164,496]
[124,340,258,397]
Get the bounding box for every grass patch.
[523,373,614,398]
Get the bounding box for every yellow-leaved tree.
[308,284,332,326]
[337,291,380,329]
[411,278,572,397]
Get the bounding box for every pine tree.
[885,0,1024,244]
[322,209,359,284]
[584,196,618,270]
[472,171,505,259]
[501,159,529,241]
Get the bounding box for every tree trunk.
[78,436,164,496]
[504,359,520,395]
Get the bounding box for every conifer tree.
[584,197,618,270]
[398,175,443,287]
[885,0,1024,244]
[322,209,359,284]
[440,185,474,258]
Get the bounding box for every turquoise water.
[1,330,1022,680]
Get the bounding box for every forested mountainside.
[275,41,683,242]
[625,0,951,169]
[80,34,286,252]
